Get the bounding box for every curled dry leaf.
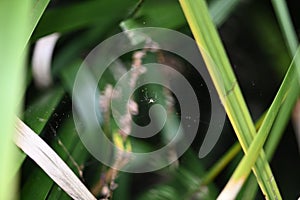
[32,33,60,88]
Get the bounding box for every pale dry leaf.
[14,118,96,200]
[32,33,60,88]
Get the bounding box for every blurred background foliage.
[8,0,300,199]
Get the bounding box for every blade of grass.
[15,118,96,200]
[21,117,79,199]
[271,0,298,55]
[264,83,300,158]
[0,1,30,199]
[268,0,300,156]
[201,142,241,186]
[178,0,281,199]
[191,79,299,198]
[218,47,300,199]
[239,70,300,199]
[198,111,265,188]
[237,2,300,197]
[271,0,300,91]
[196,110,261,194]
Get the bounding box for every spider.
[142,90,157,104]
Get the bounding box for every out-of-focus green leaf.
[132,0,186,29]
[14,87,64,175]
[250,7,290,76]
[112,172,131,200]
[0,1,30,199]
[32,0,137,40]
[23,87,65,133]
[120,0,240,31]
[138,150,218,200]
[271,0,298,56]
[209,0,240,25]
[27,0,50,45]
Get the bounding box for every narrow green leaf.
[201,142,241,185]
[178,0,281,199]
[238,70,300,199]
[271,0,300,85]
[271,0,298,55]
[24,87,65,133]
[219,47,300,199]
[26,0,50,45]
[237,2,300,197]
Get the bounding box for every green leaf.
[178,0,281,199]
[13,87,64,176]
[27,0,50,45]
[209,0,240,25]
[0,1,30,199]
[32,0,137,40]
[219,47,299,199]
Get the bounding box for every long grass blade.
[271,0,298,55]
[237,2,300,197]
[15,118,96,200]
[218,47,300,199]
[271,0,300,86]
[178,0,282,199]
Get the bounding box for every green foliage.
[1,0,299,199]
[0,1,30,199]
